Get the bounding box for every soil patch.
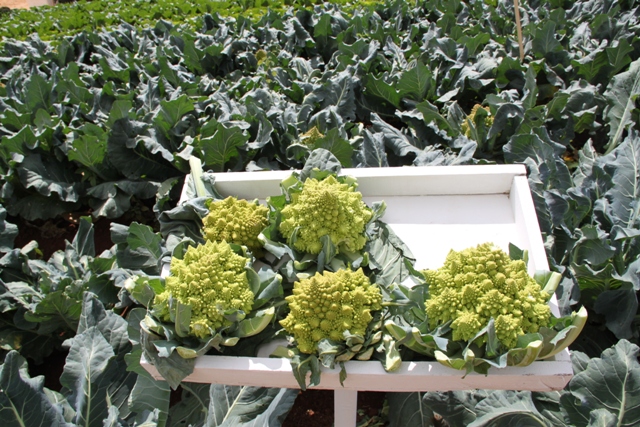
[0,0,29,9]
[283,390,387,426]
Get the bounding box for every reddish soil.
[0,0,29,9]
[283,390,387,427]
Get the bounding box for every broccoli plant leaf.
[560,340,640,427]
[60,326,115,427]
[17,154,83,203]
[71,217,95,258]
[0,351,70,427]
[603,131,640,230]
[387,392,435,427]
[207,385,297,427]
[300,148,342,180]
[0,205,18,253]
[366,221,416,287]
[397,61,433,102]
[422,390,490,427]
[198,123,249,172]
[359,131,389,168]
[166,383,211,426]
[603,57,640,154]
[314,128,353,168]
[467,391,554,427]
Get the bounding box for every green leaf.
[594,289,638,339]
[522,65,538,111]
[207,385,297,426]
[174,300,192,338]
[0,351,69,427]
[398,61,433,102]
[603,58,640,154]
[167,383,210,425]
[387,392,435,427]
[366,222,416,287]
[422,390,489,427]
[128,374,170,427]
[140,327,194,389]
[0,126,37,158]
[71,217,95,258]
[68,124,108,172]
[416,102,457,137]
[586,409,617,427]
[604,132,640,230]
[314,128,353,168]
[27,291,82,333]
[233,307,275,338]
[606,39,635,76]
[107,100,134,127]
[468,391,554,427]
[126,223,164,262]
[0,205,18,252]
[531,21,561,58]
[364,75,401,108]
[17,154,83,203]
[25,73,53,112]
[154,95,195,137]
[561,340,640,427]
[60,327,115,427]
[359,131,389,167]
[198,123,249,172]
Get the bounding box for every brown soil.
[0,0,29,9]
[283,390,387,427]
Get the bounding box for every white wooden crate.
[141,164,572,426]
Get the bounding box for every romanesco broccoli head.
[279,175,373,254]
[280,268,382,354]
[460,104,493,138]
[154,240,254,339]
[202,196,269,253]
[423,242,551,349]
[299,126,324,148]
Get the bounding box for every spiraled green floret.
[202,196,269,252]
[460,104,493,138]
[423,242,551,349]
[279,175,373,254]
[154,240,254,339]
[280,268,382,354]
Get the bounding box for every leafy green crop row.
[0,0,379,41]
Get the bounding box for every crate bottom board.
[141,354,573,392]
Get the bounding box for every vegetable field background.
[1,0,639,426]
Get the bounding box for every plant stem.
[514,0,524,62]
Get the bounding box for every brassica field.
[1,0,639,425]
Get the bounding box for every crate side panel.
[140,356,573,392]
[210,165,526,200]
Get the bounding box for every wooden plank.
[140,355,572,392]
[209,164,526,200]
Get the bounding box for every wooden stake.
[514,0,524,62]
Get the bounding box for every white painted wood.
[141,354,572,392]
[334,390,358,427]
[208,164,525,200]
[145,164,574,426]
